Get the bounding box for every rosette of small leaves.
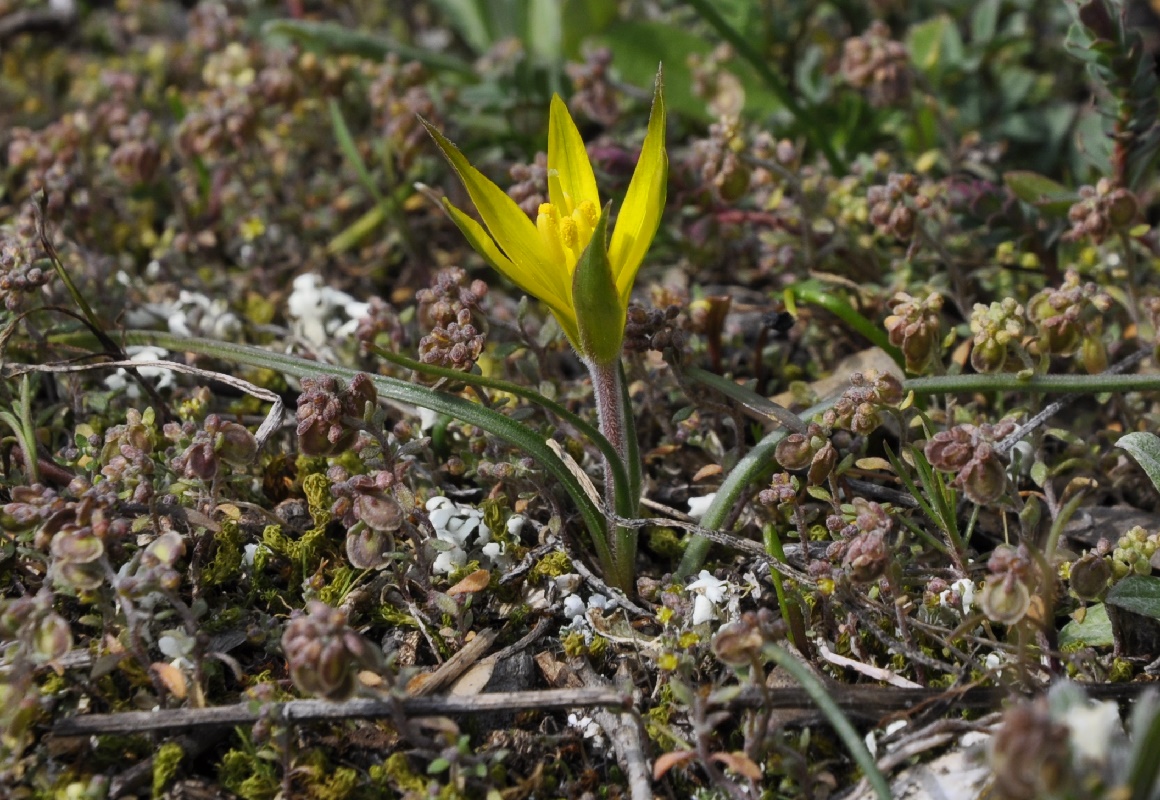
[884,291,943,373]
[172,414,258,481]
[295,373,377,457]
[115,532,186,598]
[969,298,1028,374]
[924,421,1016,505]
[821,369,904,435]
[49,523,107,592]
[1110,525,1159,578]
[1065,0,1160,189]
[866,173,929,240]
[978,544,1034,625]
[329,468,405,570]
[988,694,1073,799]
[0,589,72,666]
[1027,269,1111,372]
[1065,178,1139,243]
[774,422,838,485]
[825,498,894,583]
[0,234,52,313]
[281,601,384,701]
[840,20,913,108]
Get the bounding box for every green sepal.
[572,203,624,366]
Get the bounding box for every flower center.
[536,200,599,271]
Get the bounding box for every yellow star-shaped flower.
[423,72,667,361]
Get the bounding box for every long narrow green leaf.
[677,397,837,578]
[121,331,618,583]
[328,100,385,205]
[765,644,892,800]
[372,346,632,514]
[789,281,903,368]
[682,0,845,174]
[684,367,808,433]
[262,20,475,75]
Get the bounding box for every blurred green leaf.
[328,100,383,205]
[1118,432,1160,496]
[428,0,491,54]
[1059,603,1113,648]
[908,16,954,71]
[1106,575,1160,619]
[1003,169,1077,215]
[262,19,473,75]
[561,0,618,58]
[971,0,1000,45]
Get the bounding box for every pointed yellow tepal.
[423,69,667,361]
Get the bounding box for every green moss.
[1110,658,1135,682]
[372,753,426,794]
[205,520,244,587]
[318,566,357,606]
[152,741,183,799]
[529,551,573,581]
[220,747,279,800]
[302,472,334,518]
[374,604,419,628]
[646,527,686,560]
[447,560,482,585]
[312,766,359,800]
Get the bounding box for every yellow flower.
[423,72,667,359]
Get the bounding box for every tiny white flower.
[688,570,733,626]
[104,346,174,393]
[286,273,369,346]
[951,578,976,611]
[418,407,441,431]
[506,515,526,537]
[481,541,505,561]
[555,573,582,595]
[432,547,467,575]
[588,594,617,613]
[985,652,1004,671]
[1064,700,1121,762]
[691,594,718,625]
[687,493,717,520]
[688,570,730,603]
[563,595,587,622]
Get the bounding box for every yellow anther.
[537,205,566,266]
[575,200,598,229]
[571,200,598,250]
[559,217,578,252]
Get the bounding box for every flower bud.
[979,575,1031,625]
[775,433,814,470]
[346,526,391,570]
[807,441,839,485]
[843,530,889,582]
[1069,553,1111,600]
[960,453,1008,505]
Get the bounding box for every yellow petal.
[548,95,600,216]
[422,118,553,283]
[609,69,668,306]
[443,201,571,319]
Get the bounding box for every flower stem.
[587,358,637,593]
